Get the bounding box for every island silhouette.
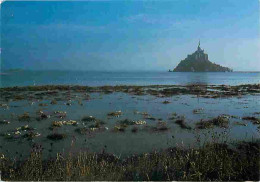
[170,41,233,72]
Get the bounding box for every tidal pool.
[0,88,259,159]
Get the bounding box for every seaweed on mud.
[107,111,122,117]
[52,120,78,127]
[50,100,57,105]
[16,124,35,131]
[0,120,10,124]
[23,131,41,140]
[75,127,90,135]
[47,133,66,140]
[81,116,97,122]
[118,119,146,126]
[144,115,156,120]
[233,122,247,126]
[151,121,170,132]
[1,84,260,98]
[242,116,260,124]
[18,112,30,122]
[119,119,136,125]
[1,125,35,140]
[169,112,178,120]
[131,126,138,133]
[162,100,171,104]
[113,124,128,132]
[88,120,106,128]
[54,111,67,119]
[39,103,48,107]
[196,120,214,129]
[193,108,204,114]
[36,111,50,120]
[212,115,229,127]
[14,95,25,100]
[0,103,9,109]
[175,119,191,130]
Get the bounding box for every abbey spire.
[197,40,201,51]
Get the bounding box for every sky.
[1,0,260,71]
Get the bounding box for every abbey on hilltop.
[170,41,233,72]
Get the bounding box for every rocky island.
[171,41,233,72]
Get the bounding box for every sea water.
[1,70,260,87]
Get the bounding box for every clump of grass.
[196,115,229,129]
[1,141,259,181]
[47,133,66,140]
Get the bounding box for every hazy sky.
[1,0,259,71]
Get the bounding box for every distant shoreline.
[1,69,260,73]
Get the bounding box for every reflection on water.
[186,72,210,85]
